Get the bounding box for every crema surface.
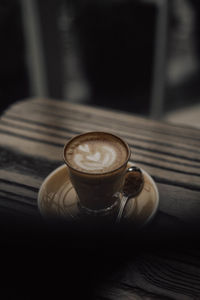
[65,134,128,173]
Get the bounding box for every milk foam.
[73,143,117,171]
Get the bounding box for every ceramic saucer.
[38,163,159,227]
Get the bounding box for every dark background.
[1,0,200,119]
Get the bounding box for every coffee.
[65,132,128,174]
[63,132,130,211]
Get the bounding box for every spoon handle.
[116,195,128,223]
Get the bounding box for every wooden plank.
[2,114,200,166]
[6,98,200,145]
[2,114,200,173]
[0,132,62,161]
[3,110,200,155]
[3,107,200,166]
[28,97,200,140]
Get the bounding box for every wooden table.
[0,97,200,299]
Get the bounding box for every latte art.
[65,132,129,174]
[74,144,117,171]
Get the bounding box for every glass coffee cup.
[63,131,131,218]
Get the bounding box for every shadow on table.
[0,213,200,299]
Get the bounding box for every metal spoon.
[116,166,144,223]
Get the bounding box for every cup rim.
[63,131,131,176]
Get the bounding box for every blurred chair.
[164,0,200,128]
[149,0,168,118]
[20,0,64,98]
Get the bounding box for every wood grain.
[0,97,200,299]
[1,98,200,223]
[95,248,200,300]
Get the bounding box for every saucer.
[38,163,159,227]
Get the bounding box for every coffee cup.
[63,131,131,217]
